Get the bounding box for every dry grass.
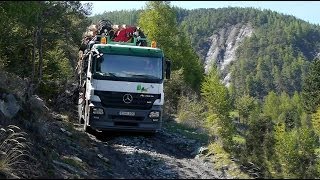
[0,125,36,178]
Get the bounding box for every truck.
[78,25,171,134]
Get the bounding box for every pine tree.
[302,59,320,113]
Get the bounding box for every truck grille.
[94,90,161,110]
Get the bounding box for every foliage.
[177,93,206,129]
[91,9,141,26]
[164,120,210,144]
[201,66,231,118]
[272,124,318,178]
[302,58,320,113]
[0,125,35,178]
[201,66,235,147]
[138,1,204,89]
[0,1,92,100]
[262,91,281,122]
[311,106,320,137]
[163,69,187,115]
[3,2,320,178]
[88,4,320,179]
[91,6,320,98]
[208,142,250,179]
[235,94,256,124]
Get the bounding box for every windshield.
[94,54,163,82]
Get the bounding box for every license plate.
[119,111,135,116]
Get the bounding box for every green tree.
[311,106,320,138]
[302,58,320,113]
[138,1,177,61]
[201,66,234,147]
[138,1,203,89]
[201,66,231,118]
[0,1,91,100]
[263,91,281,122]
[235,94,256,124]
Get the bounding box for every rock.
[64,156,83,163]
[29,95,49,112]
[53,159,87,177]
[192,146,209,156]
[199,146,209,155]
[28,95,50,121]
[97,154,109,163]
[66,131,72,136]
[51,112,68,121]
[0,93,20,119]
[204,23,254,86]
[205,152,214,157]
[195,154,200,159]
[60,128,72,137]
[220,165,229,174]
[53,160,79,174]
[0,71,27,98]
[230,157,239,162]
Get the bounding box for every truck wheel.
[83,118,95,134]
[83,122,93,133]
[83,102,95,134]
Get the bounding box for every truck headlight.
[92,108,104,115]
[149,111,160,118]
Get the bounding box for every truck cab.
[78,35,171,133]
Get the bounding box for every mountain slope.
[178,7,320,98]
[91,7,320,98]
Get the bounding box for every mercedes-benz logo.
[123,94,133,104]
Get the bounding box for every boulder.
[0,94,20,119]
[28,95,50,121]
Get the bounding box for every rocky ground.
[0,71,251,179]
[0,96,245,179]
[36,116,231,179]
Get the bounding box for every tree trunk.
[32,30,37,84]
[37,26,43,88]
[27,29,38,99]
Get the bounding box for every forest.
[0,1,320,178]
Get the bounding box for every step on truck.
[78,24,171,134]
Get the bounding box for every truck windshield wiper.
[129,74,158,79]
[96,72,117,77]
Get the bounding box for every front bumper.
[88,102,163,132]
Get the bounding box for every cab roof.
[93,44,163,57]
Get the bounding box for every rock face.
[204,23,254,86]
[0,94,20,119]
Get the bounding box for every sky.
[81,1,320,25]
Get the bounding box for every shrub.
[177,91,206,130]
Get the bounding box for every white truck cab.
[78,38,171,133]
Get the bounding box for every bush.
[208,142,250,179]
[177,91,206,130]
[164,68,201,116]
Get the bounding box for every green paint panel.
[94,44,163,58]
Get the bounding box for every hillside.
[92,7,320,98]
[1,1,320,179]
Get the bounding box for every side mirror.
[165,59,171,79]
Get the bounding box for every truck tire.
[83,121,95,134]
[83,100,96,134]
